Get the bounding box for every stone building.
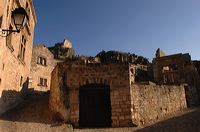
[155,48,165,58]
[49,59,187,127]
[0,0,36,115]
[153,49,200,106]
[193,60,200,76]
[29,45,57,91]
[28,39,76,92]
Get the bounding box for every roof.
[33,44,54,58]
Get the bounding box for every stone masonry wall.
[50,62,188,127]
[130,83,187,126]
[0,0,5,18]
[50,62,133,127]
[0,0,36,115]
[49,64,70,121]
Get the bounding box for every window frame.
[37,56,47,66]
[20,76,23,87]
[38,77,48,87]
[18,35,27,63]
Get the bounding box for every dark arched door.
[79,84,111,127]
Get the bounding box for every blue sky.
[33,0,200,61]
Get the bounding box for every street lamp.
[0,7,28,37]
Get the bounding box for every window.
[38,78,47,87]
[6,25,14,52]
[7,5,9,17]
[171,64,178,71]
[20,76,23,87]
[37,56,47,66]
[18,35,26,62]
[0,16,2,28]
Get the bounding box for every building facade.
[29,45,57,91]
[0,0,36,115]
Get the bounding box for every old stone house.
[0,0,36,115]
[28,39,75,92]
[153,49,200,106]
[29,45,57,91]
[49,51,189,127]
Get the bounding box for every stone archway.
[79,84,111,128]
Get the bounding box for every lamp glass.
[22,16,28,27]
[13,13,25,31]
[12,7,28,31]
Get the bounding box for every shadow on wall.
[0,78,29,115]
[0,88,53,124]
[136,108,200,132]
[0,78,53,124]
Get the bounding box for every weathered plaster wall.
[131,83,187,126]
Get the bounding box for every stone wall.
[0,0,5,18]
[49,64,70,121]
[49,62,132,127]
[50,62,189,127]
[130,83,187,125]
[0,90,25,115]
[185,85,199,106]
[193,61,200,76]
